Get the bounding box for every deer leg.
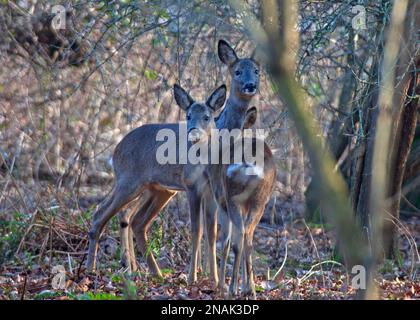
[119,195,161,273]
[87,193,114,272]
[243,231,256,299]
[228,203,244,299]
[241,252,248,295]
[218,207,231,295]
[118,199,145,272]
[197,235,203,274]
[187,188,203,284]
[127,194,155,276]
[87,183,140,272]
[119,208,135,272]
[131,188,175,278]
[127,224,137,272]
[203,192,219,287]
[126,192,168,272]
[243,208,264,299]
[198,194,206,275]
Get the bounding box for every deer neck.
[215,90,253,130]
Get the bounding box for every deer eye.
[234,70,242,76]
[204,115,210,121]
[186,114,191,121]
[255,69,259,75]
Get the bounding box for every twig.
[298,260,345,284]
[16,210,39,255]
[20,274,28,301]
[272,240,288,281]
[301,218,326,287]
[76,253,87,281]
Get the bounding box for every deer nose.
[243,83,257,94]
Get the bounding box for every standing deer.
[86,40,261,288]
[174,83,276,299]
[86,85,226,281]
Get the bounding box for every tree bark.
[403,142,420,182]
[353,67,380,228]
[385,57,420,257]
[380,1,419,258]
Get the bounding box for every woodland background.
[0,0,418,300]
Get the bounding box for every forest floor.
[0,186,419,300]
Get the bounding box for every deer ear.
[243,106,257,129]
[206,84,226,111]
[218,40,238,66]
[173,84,194,111]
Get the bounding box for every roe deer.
[174,88,276,299]
[86,84,226,278]
[172,84,259,289]
[86,40,261,287]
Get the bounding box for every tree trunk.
[381,1,419,258]
[297,139,305,198]
[403,142,420,182]
[285,128,293,194]
[385,57,420,257]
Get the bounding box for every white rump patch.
[227,162,264,180]
[245,165,264,178]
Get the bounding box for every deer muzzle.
[188,128,206,144]
[242,83,257,96]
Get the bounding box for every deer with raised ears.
[86,39,260,287]
[211,137,276,299]
[85,84,227,280]
[174,83,276,299]
[172,84,259,287]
